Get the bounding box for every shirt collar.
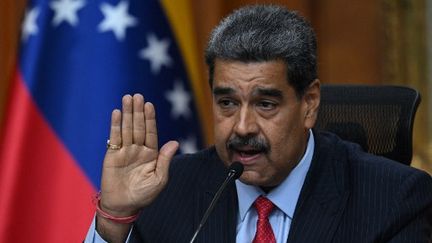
[235,130,315,221]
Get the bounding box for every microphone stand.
[189,163,243,243]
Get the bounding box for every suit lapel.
[288,131,350,243]
[194,151,238,243]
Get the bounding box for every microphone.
[189,161,244,243]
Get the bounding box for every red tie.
[253,196,276,243]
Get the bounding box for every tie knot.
[254,196,274,219]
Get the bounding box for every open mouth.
[237,149,261,157]
[232,147,263,164]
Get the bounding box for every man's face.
[212,59,320,187]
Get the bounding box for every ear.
[303,79,321,129]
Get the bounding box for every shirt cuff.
[84,214,133,243]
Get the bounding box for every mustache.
[227,135,270,153]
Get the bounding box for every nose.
[233,106,259,137]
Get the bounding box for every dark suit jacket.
[130,131,432,242]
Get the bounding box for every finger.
[133,94,145,145]
[108,109,122,151]
[144,102,158,149]
[156,141,179,182]
[122,95,133,146]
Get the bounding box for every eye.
[257,100,277,110]
[217,98,237,109]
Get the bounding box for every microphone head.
[229,161,244,180]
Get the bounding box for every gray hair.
[205,5,317,97]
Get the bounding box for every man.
[85,5,432,243]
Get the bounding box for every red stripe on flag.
[0,70,96,242]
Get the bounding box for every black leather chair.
[315,84,421,165]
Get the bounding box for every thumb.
[156,140,179,179]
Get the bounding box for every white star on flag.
[98,1,138,41]
[165,80,191,119]
[22,7,40,41]
[139,34,172,74]
[50,0,86,27]
[179,136,198,154]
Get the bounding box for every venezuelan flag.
[0,0,210,242]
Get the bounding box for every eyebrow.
[212,87,235,96]
[212,86,283,99]
[254,88,283,99]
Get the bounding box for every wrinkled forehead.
[212,59,292,95]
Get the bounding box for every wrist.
[94,192,140,224]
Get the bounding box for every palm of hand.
[99,94,179,216]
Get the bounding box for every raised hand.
[99,94,179,219]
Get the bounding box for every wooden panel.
[381,0,431,171]
[221,0,311,19]
[311,0,382,84]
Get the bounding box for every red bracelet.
[94,192,140,224]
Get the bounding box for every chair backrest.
[315,84,421,165]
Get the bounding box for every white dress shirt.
[235,130,314,243]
